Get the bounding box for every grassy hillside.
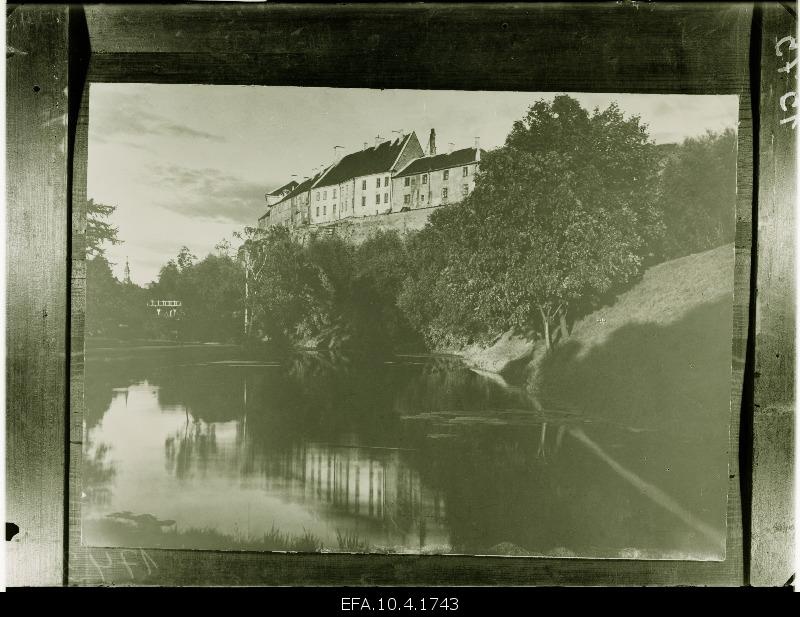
[536,242,735,429]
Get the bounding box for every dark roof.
[259,172,324,221]
[395,147,483,178]
[314,134,414,189]
[266,180,299,196]
[273,170,325,205]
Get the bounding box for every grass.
[561,243,734,359]
[335,529,370,552]
[536,243,735,430]
[84,516,325,553]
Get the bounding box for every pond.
[81,344,728,560]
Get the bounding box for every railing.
[147,300,182,308]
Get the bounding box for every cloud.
[146,164,276,224]
[90,92,225,145]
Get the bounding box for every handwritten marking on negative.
[775,35,798,129]
[69,548,159,584]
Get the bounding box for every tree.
[658,129,737,259]
[237,226,332,344]
[86,198,121,257]
[400,95,664,350]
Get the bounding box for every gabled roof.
[274,170,325,205]
[314,134,415,189]
[395,147,484,178]
[259,172,324,221]
[266,180,299,196]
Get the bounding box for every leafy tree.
[238,226,332,344]
[149,246,243,342]
[351,230,422,349]
[85,254,123,335]
[85,254,149,339]
[400,95,664,350]
[658,129,737,259]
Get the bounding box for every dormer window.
[443,169,449,180]
[463,166,469,177]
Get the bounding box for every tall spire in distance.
[123,257,131,285]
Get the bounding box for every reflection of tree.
[83,435,117,506]
[164,420,218,479]
[392,356,528,418]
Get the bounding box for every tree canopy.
[658,129,737,259]
[400,95,664,349]
[86,198,121,257]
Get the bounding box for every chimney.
[333,145,343,163]
[428,129,437,156]
[448,142,455,154]
[375,135,383,148]
[474,137,481,161]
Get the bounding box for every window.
[422,174,427,184]
[333,188,337,198]
[316,192,320,201]
[442,188,448,201]
[375,194,380,205]
[376,178,381,188]
[384,193,389,203]
[361,196,366,207]
[404,177,410,187]
[462,184,469,195]
[384,176,389,187]
[443,169,449,180]
[463,166,469,177]
[411,177,416,185]
[323,205,326,215]
[421,194,425,202]
[323,190,327,200]
[362,180,367,190]
[333,203,337,214]
[404,194,411,205]
[316,206,319,216]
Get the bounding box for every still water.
[82,344,728,559]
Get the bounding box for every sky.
[87,84,739,285]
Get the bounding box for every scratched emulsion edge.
[64,2,754,586]
[6,5,70,587]
[749,3,797,587]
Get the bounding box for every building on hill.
[309,132,424,225]
[258,170,327,229]
[265,180,299,206]
[258,129,481,231]
[392,138,483,212]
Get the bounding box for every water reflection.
[82,345,727,559]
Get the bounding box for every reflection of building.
[147,299,182,317]
[165,415,448,547]
[258,129,485,232]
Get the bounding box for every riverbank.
[449,243,735,400]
